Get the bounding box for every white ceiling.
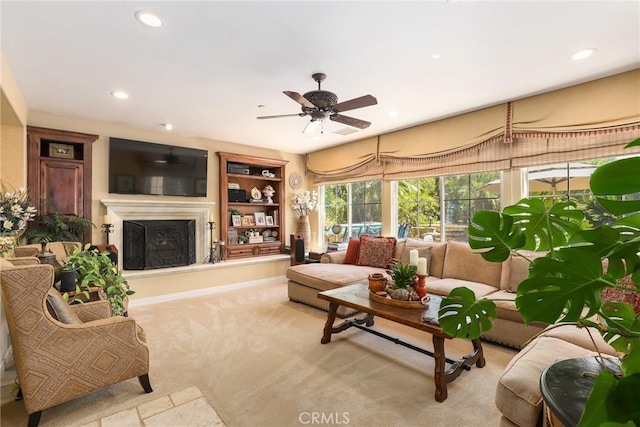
[2,1,639,155]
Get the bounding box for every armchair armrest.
[321,251,347,264]
[70,300,111,322]
[7,257,40,265]
[13,246,39,257]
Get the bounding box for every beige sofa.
[496,324,619,427]
[287,237,622,426]
[287,238,547,348]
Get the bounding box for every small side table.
[540,357,619,427]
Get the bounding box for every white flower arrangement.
[291,190,319,217]
[0,183,37,233]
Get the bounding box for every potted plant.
[387,262,418,300]
[21,204,95,244]
[438,138,640,426]
[62,244,134,316]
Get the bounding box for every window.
[321,181,382,244]
[395,172,499,242]
[397,178,440,240]
[443,172,500,242]
[526,159,634,227]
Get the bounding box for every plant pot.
[0,231,22,259]
[59,270,77,292]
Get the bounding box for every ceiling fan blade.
[330,114,371,129]
[332,95,377,113]
[257,113,306,119]
[283,91,316,109]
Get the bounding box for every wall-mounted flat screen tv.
[108,137,208,197]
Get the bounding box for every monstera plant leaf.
[516,248,615,324]
[600,302,639,353]
[468,211,525,262]
[503,198,584,252]
[591,138,640,217]
[579,341,640,427]
[438,287,497,340]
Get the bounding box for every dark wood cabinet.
[217,152,288,260]
[27,126,98,218]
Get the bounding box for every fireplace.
[101,199,214,271]
[123,220,196,270]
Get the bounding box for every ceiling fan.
[257,73,377,134]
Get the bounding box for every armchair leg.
[28,411,42,427]
[15,387,23,401]
[138,374,153,393]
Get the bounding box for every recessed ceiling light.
[572,48,596,60]
[431,54,441,59]
[111,91,129,99]
[388,111,399,117]
[135,11,164,28]
[162,123,173,131]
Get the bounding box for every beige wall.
[0,51,28,188]
[21,111,306,299]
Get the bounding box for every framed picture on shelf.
[49,143,75,159]
[254,212,266,226]
[231,215,242,227]
[227,229,238,245]
[241,215,255,226]
[265,216,274,226]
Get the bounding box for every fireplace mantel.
[101,199,215,268]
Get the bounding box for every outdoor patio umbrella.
[481,162,597,194]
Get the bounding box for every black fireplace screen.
[123,220,196,270]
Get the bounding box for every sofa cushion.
[500,251,547,292]
[343,238,360,265]
[400,239,446,278]
[485,291,524,323]
[426,278,498,298]
[442,241,502,287]
[537,325,619,355]
[356,236,397,268]
[286,263,386,291]
[496,335,606,427]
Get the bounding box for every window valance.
[306,68,640,183]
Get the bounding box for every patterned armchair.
[0,263,151,427]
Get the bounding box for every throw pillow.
[356,235,397,268]
[46,289,82,324]
[343,238,360,265]
[601,259,640,314]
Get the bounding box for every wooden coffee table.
[318,283,485,402]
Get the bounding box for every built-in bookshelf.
[217,152,288,260]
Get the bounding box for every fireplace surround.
[101,199,214,271]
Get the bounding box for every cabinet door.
[40,160,84,216]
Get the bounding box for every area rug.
[1,280,517,426]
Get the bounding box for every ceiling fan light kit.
[257,72,377,134]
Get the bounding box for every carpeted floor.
[1,280,517,426]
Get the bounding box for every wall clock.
[289,172,303,190]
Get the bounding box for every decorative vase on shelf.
[297,215,311,252]
[0,230,22,259]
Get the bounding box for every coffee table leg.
[432,335,448,402]
[321,302,339,344]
